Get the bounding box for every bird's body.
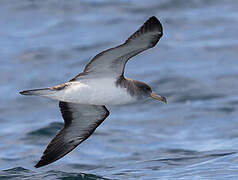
[40,78,138,105]
[20,16,167,168]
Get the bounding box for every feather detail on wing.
[35,102,109,168]
[71,16,163,81]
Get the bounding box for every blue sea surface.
[1,0,238,179]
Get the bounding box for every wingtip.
[34,160,46,168]
[149,16,158,21]
[34,163,41,168]
[126,15,163,46]
[146,16,163,34]
[34,164,40,168]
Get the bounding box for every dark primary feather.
[71,16,163,81]
[125,16,163,47]
[35,102,109,168]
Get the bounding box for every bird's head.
[135,81,167,104]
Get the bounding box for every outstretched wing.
[71,16,163,81]
[35,102,109,168]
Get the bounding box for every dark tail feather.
[19,88,53,96]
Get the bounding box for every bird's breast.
[59,78,137,105]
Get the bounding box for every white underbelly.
[50,79,137,105]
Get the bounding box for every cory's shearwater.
[20,16,167,168]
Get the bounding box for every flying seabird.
[20,16,167,168]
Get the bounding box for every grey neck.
[115,76,152,99]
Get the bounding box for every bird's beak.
[150,92,167,103]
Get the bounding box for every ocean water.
[1,0,238,179]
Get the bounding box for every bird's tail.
[19,88,54,96]
[20,84,67,97]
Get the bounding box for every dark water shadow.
[27,122,63,137]
[20,122,63,146]
[1,167,111,180]
[144,149,237,168]
[44,170,111,180]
